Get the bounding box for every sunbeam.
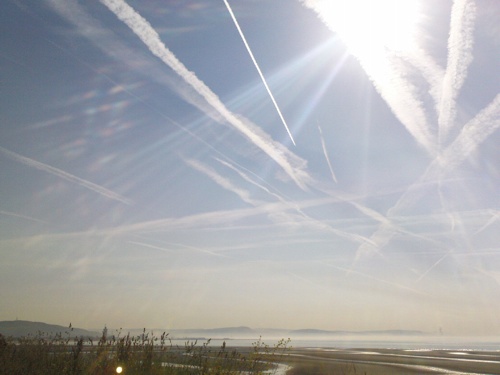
[1,0,498,338]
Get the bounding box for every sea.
[168,336,500,351]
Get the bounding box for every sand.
[281,347,500,374]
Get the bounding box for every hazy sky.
[1,0,499,335]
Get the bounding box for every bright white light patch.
[116,366,123,374]
[311,0,420,55]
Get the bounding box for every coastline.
[281,347,500,375]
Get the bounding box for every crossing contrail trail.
[0,146,133,205]
[300,0,436,156]
[352,93,500,260]
[223,0,296,145]
[99,0,311,189]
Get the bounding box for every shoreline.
[278,347,500,375]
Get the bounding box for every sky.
[0,0,499,336]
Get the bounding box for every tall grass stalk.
[0,327,291,375]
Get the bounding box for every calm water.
[169,336,500,351]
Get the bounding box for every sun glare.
[317,0,420,56]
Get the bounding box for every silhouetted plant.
[0,326,291,375]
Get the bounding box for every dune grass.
[0,327,291,375]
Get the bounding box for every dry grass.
[0,327,291,375]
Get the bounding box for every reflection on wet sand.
[283,347,500,374]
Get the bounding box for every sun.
[310,0,421,57]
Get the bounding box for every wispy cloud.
[0,146,133,205]
[99,0,311,190]
[438,0,477,144]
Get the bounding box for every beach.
[282,347,500,374]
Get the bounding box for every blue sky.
[1,0,499,335]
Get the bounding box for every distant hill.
[0,321,425,340]
[114,326,258,340]
[0,320,98,338]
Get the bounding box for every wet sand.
[282,347,500,374]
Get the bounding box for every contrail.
[109,199,337,234]
[223,0,296,145]
[184,158,258,206]
[127,241,174,254]
[188,157,374,245]
[100,0,310,189]
[327,263,428,297]
[361,54,436,155]
[214,156,367,239]
[47,0,227,126]
[318,125,338,183]
[416,252,450,282]
[44,2,306,197]
[215,157,292,204]
[303,0,493,265]
[128,240,224,258]
[474,211,500,235]
[354,93,500,259]
[0,146,133,205]
[438,0,476,145]
[0,210,48,224]
[214,156,314,222]
[339,194,447,249]
[300,1,436,155]
[436,93,500,172]
[401,48,444,114]
[392,93,500,215]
